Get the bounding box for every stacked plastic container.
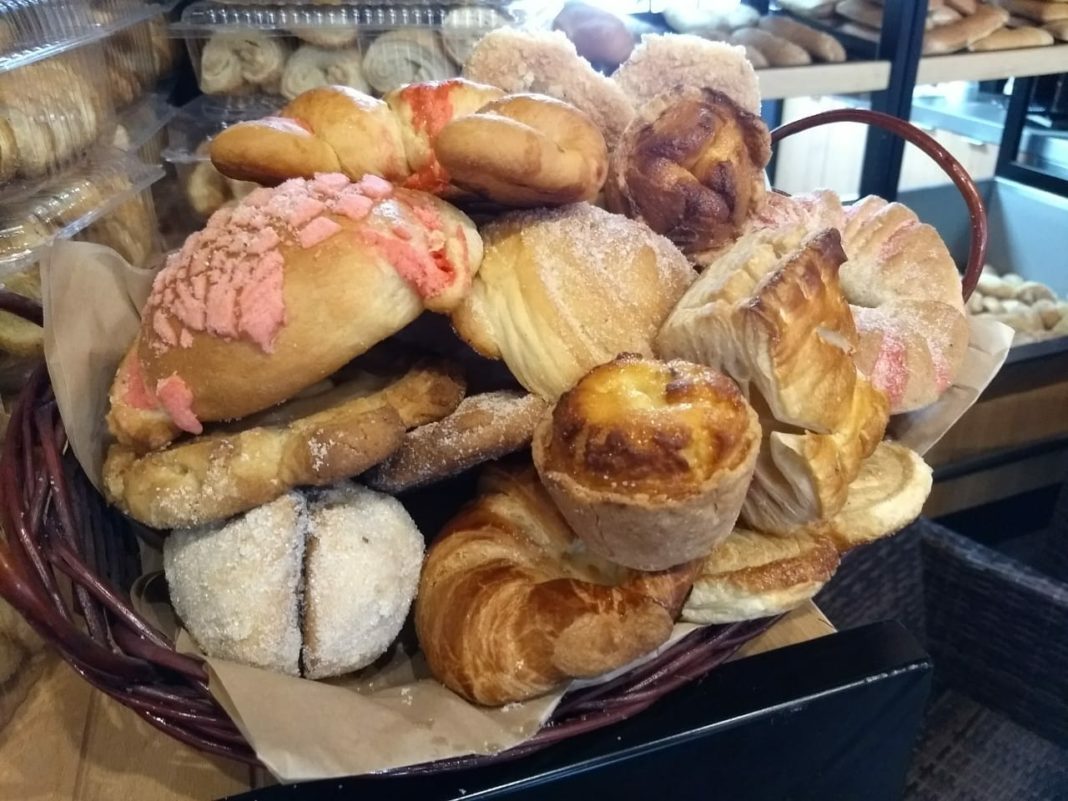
[0,0,180,392]
[163,2,534,240]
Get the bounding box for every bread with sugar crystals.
[451,202,695,401]
[107,174,481,452]
[533,355,761,570]
[164,484,424,679]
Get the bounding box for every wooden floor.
[0,603,833,801]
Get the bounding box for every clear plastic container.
[106,11,181,110]
[0,43,119,194]
[0,0,171,75]
[174,1,525,98]
[0,148,164,278]
[161,94,276,240]
[76,186,163,268]
[114,90,176,164]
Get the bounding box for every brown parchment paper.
[48,242,1013,782]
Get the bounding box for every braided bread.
[210,78,608,208]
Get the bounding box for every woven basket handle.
[771,108,987,301]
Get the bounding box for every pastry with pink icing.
[107,173,482,452]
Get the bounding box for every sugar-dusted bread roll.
[612,34,762,116]
[533,355,761,571]
[165,484,424,679]
[416,463,699,705]
[451,203,694,400]
[606,87,771,256]
[108,175,482,451]
[463,28,636,150]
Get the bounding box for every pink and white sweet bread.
[739,190,969,414]
[107,172,483,452]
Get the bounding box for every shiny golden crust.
[802,440,932,552]
[434,94,609,207]
[682,527,839,624]
[113,186,480,448]
[415,464,699,706]
[451,202,695,400]
[743,373,889,535]
[365,390,548,493]
[105,357,465,528]
[606,88,771,255]
[657,226,858,434]
[533,355,761,571]
[211,86,409,185]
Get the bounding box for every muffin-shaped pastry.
[532,354,761,570]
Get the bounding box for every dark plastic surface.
[227,622,932,801]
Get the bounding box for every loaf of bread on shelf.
[451,202,694,401]
[993,0,1068,24]
[533,355,761,571]
[834,0,884,29]
[415,463,700,705]
[729,28,812,66]
[106,174,482,452]
[969,24,1053,49]
[924,4,1011,53]
[757,15,848,62]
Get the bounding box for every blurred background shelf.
[758,60,891,100]
[917,45,1068,86]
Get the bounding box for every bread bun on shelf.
[606,87,771,256]
[105,354,465,528]
[451,202,695,401]
[681,527,839,624]
[106,174,482,452]
[533,355,761,571]
[165,484,424,679]
[415,463,699,705]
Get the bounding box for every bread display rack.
[0,105,986,771]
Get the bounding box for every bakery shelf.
[917,45,1068,86]
[757,60,891,100]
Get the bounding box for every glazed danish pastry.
[533,355,761,571]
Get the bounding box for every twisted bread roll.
[451,203,695,400]
[416,463,700,705]
[281,45,369,100]
[533,355,761,571]
[107,174,481,452]
[210,79,608,208]
[363,30,454,94]
[606,88,771,256]
[200,33,289,94]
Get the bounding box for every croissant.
[416,463,700,706]
[210,78,608,208]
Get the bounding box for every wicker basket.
[0,109,986,773]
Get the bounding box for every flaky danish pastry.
[416,464,700,706]
[451,203,694,400]
[606,87,771,256]
[107,174,481,452]
[533,355,761,571]
[105,355,464,528]
[681,527,839,624]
